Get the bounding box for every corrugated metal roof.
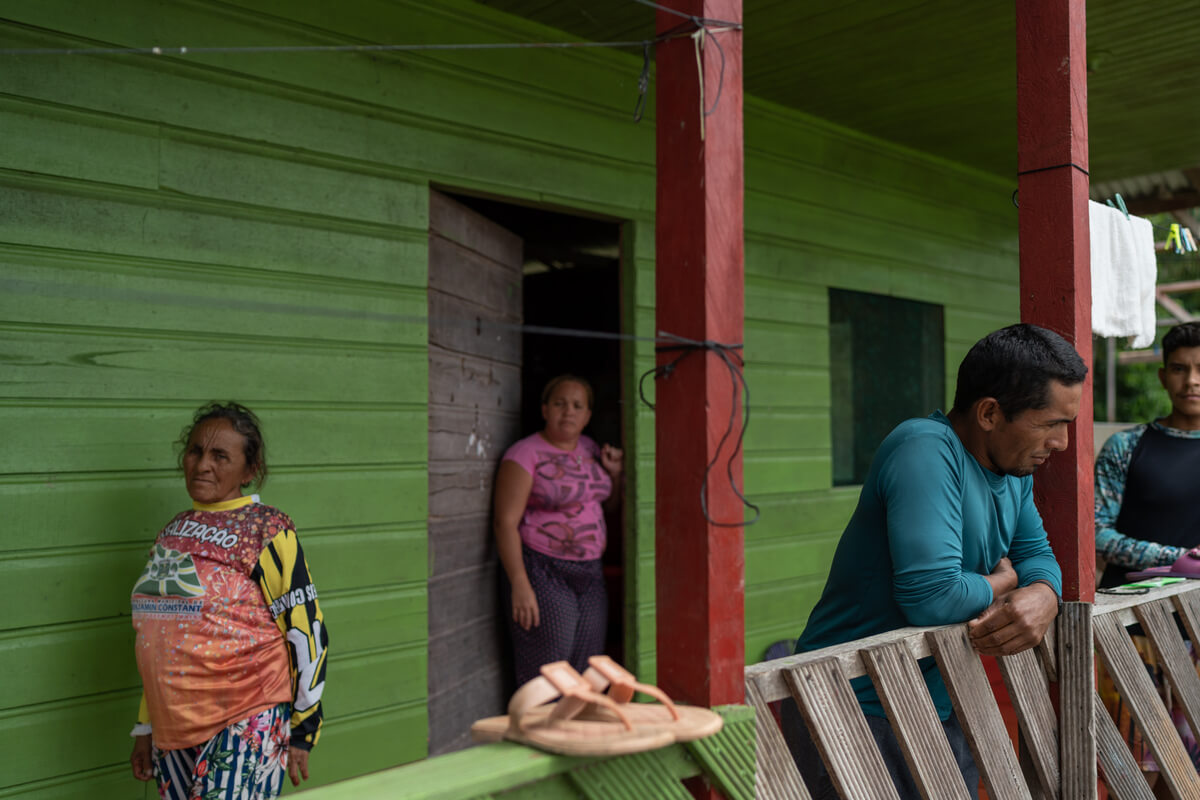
[1091,170,1191,201]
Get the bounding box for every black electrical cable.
[638,334,760,528]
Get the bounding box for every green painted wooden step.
[299,705,755,800]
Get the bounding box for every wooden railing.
[744,581,1200,800]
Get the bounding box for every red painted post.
[654,0,745,708]
[1015,0,1094,602]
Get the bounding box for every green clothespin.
[1105,193,1131,220]
[1167,224,1183,254]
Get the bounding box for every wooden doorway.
[426,190,624,754]
[426,191,523,755]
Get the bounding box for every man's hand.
[967,581,1058,656]
[983,557,1018,599]
[288,746,310,787]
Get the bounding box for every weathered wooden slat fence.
[745,582,1200,800]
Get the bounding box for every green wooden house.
[2,0,1197,796]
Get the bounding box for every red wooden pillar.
[1015,0,1094,602]
[654,0,745,707]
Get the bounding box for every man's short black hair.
[952,324,1087,419]
[1162,322,1200,364]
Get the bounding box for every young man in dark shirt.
[1094,322,1200,792]
[1095,322,1200,584]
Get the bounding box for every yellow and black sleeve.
[254,528,328,750]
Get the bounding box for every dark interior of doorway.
[448,192,626,669]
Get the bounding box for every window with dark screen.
[829,289,945,486]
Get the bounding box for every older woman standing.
[493,375,624,685]
[129,402,328,799]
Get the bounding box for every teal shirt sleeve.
[1008,477,1063,593]
[877,433,994,626]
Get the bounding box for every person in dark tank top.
[1096,322,1200,585]
[1094,321,1200,790]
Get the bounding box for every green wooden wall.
[0,0,1017,796]
[738,108,1019,664]
[628,104,1020,678]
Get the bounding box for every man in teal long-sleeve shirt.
[782,324,1083,800]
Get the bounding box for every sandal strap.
[507,661,635,732]
[586,655,680,721]
[507,675,559,720]
[541,661,634,730]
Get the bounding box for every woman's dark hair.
[952,324,1087,420]
[177,402,268,489]
[540,374,594,409]
[1162,322,1200,364]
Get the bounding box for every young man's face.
[1159,346,1200,420]
[982,380,1082,477]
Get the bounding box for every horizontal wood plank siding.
[740,103,1018,663]
[1,0,1017,795]
[0,1,653,796]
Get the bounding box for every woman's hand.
[600,444,624,478]
[288,746,310,787]
[130,734,153,781]
[512,578,540,630]
[494,461,538,629]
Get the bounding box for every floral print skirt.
[154,702,290,800]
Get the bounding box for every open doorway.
[451,193,626,666]
[426,189,624,754]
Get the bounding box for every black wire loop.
[634,41,650,122]
[637,334,760,528]
[645,4,738,121]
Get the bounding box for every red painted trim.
[654,0,745,709]
[1016,0,1094,602]
[1015,0,1088,174]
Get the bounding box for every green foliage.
[1120,362,1168,422]
[1093,337,1168,423]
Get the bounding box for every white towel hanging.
[1089,200,1157,348]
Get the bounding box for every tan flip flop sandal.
[470,658,722,746]
[470,661,675,756]
[576,655,724,741]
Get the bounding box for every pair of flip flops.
[470,655,724,756]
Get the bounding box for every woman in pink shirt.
[493,375,624,684]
